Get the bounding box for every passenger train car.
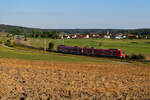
[57,45,126,58]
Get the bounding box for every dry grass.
[0,58,150,100]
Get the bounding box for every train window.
[96,50,100,53]
[122,51,125,55]
[113,52,119,54]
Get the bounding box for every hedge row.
[126,54,146,60]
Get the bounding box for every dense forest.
[0,24,150,37]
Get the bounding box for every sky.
[0,0,150,29]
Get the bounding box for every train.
[57,45,126,58]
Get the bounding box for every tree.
[48,42,54,50]
[15,28,22,35]
[37,29,43,38]
[47,31,52,38]
[11,29,16,39]
[23,29,28,41]
[10,28,23,39]
[32,29,43,38]
[5,39,14,47]
[32,30,37,38]
[24,33,27,41]
[7,34,10,38]
[147,34,150,39]
[51,30,58,39]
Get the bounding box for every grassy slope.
[29,38,150,55]
[0,37,121,64]
[0,44,115,64]
[1,37,150,64]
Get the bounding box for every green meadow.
[29,38,150,56]
[0,43,115,64]
[0,37,150,64]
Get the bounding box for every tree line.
[9,28,59,39]
[1,24,150,37]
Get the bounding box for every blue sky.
[0,0,150,29]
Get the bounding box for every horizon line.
[0,24,150,30]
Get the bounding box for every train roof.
[58,45,124,51]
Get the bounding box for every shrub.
[7,34,10,38]
[6,39,10,42]
[130,54,137,59]
[48,42,54,50]
[5,40,14,47]
[24,38,27,41]
[137,54,146,60]
[130,54,146,60]
[0,41,3,44]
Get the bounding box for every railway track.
[12,41,150,64]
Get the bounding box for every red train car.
[57,45,72,53]
[57,45,126,58]
[57,45,65,53]
[83,47,94,55]
[72,46,82,54]
[94,49,104,56]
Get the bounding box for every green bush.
[48,42,54,50]
[130,54,146,60]
[5,40,14,47]
[0,41,3,44]
[130,54,137,59]
[137,54,146,60]
[7,34,10,38]
[24,38,27,41]
[6,39,10,42]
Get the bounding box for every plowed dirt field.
[0,59,150,100]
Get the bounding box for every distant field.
[0,36,8,41]
[29,38,150,55]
